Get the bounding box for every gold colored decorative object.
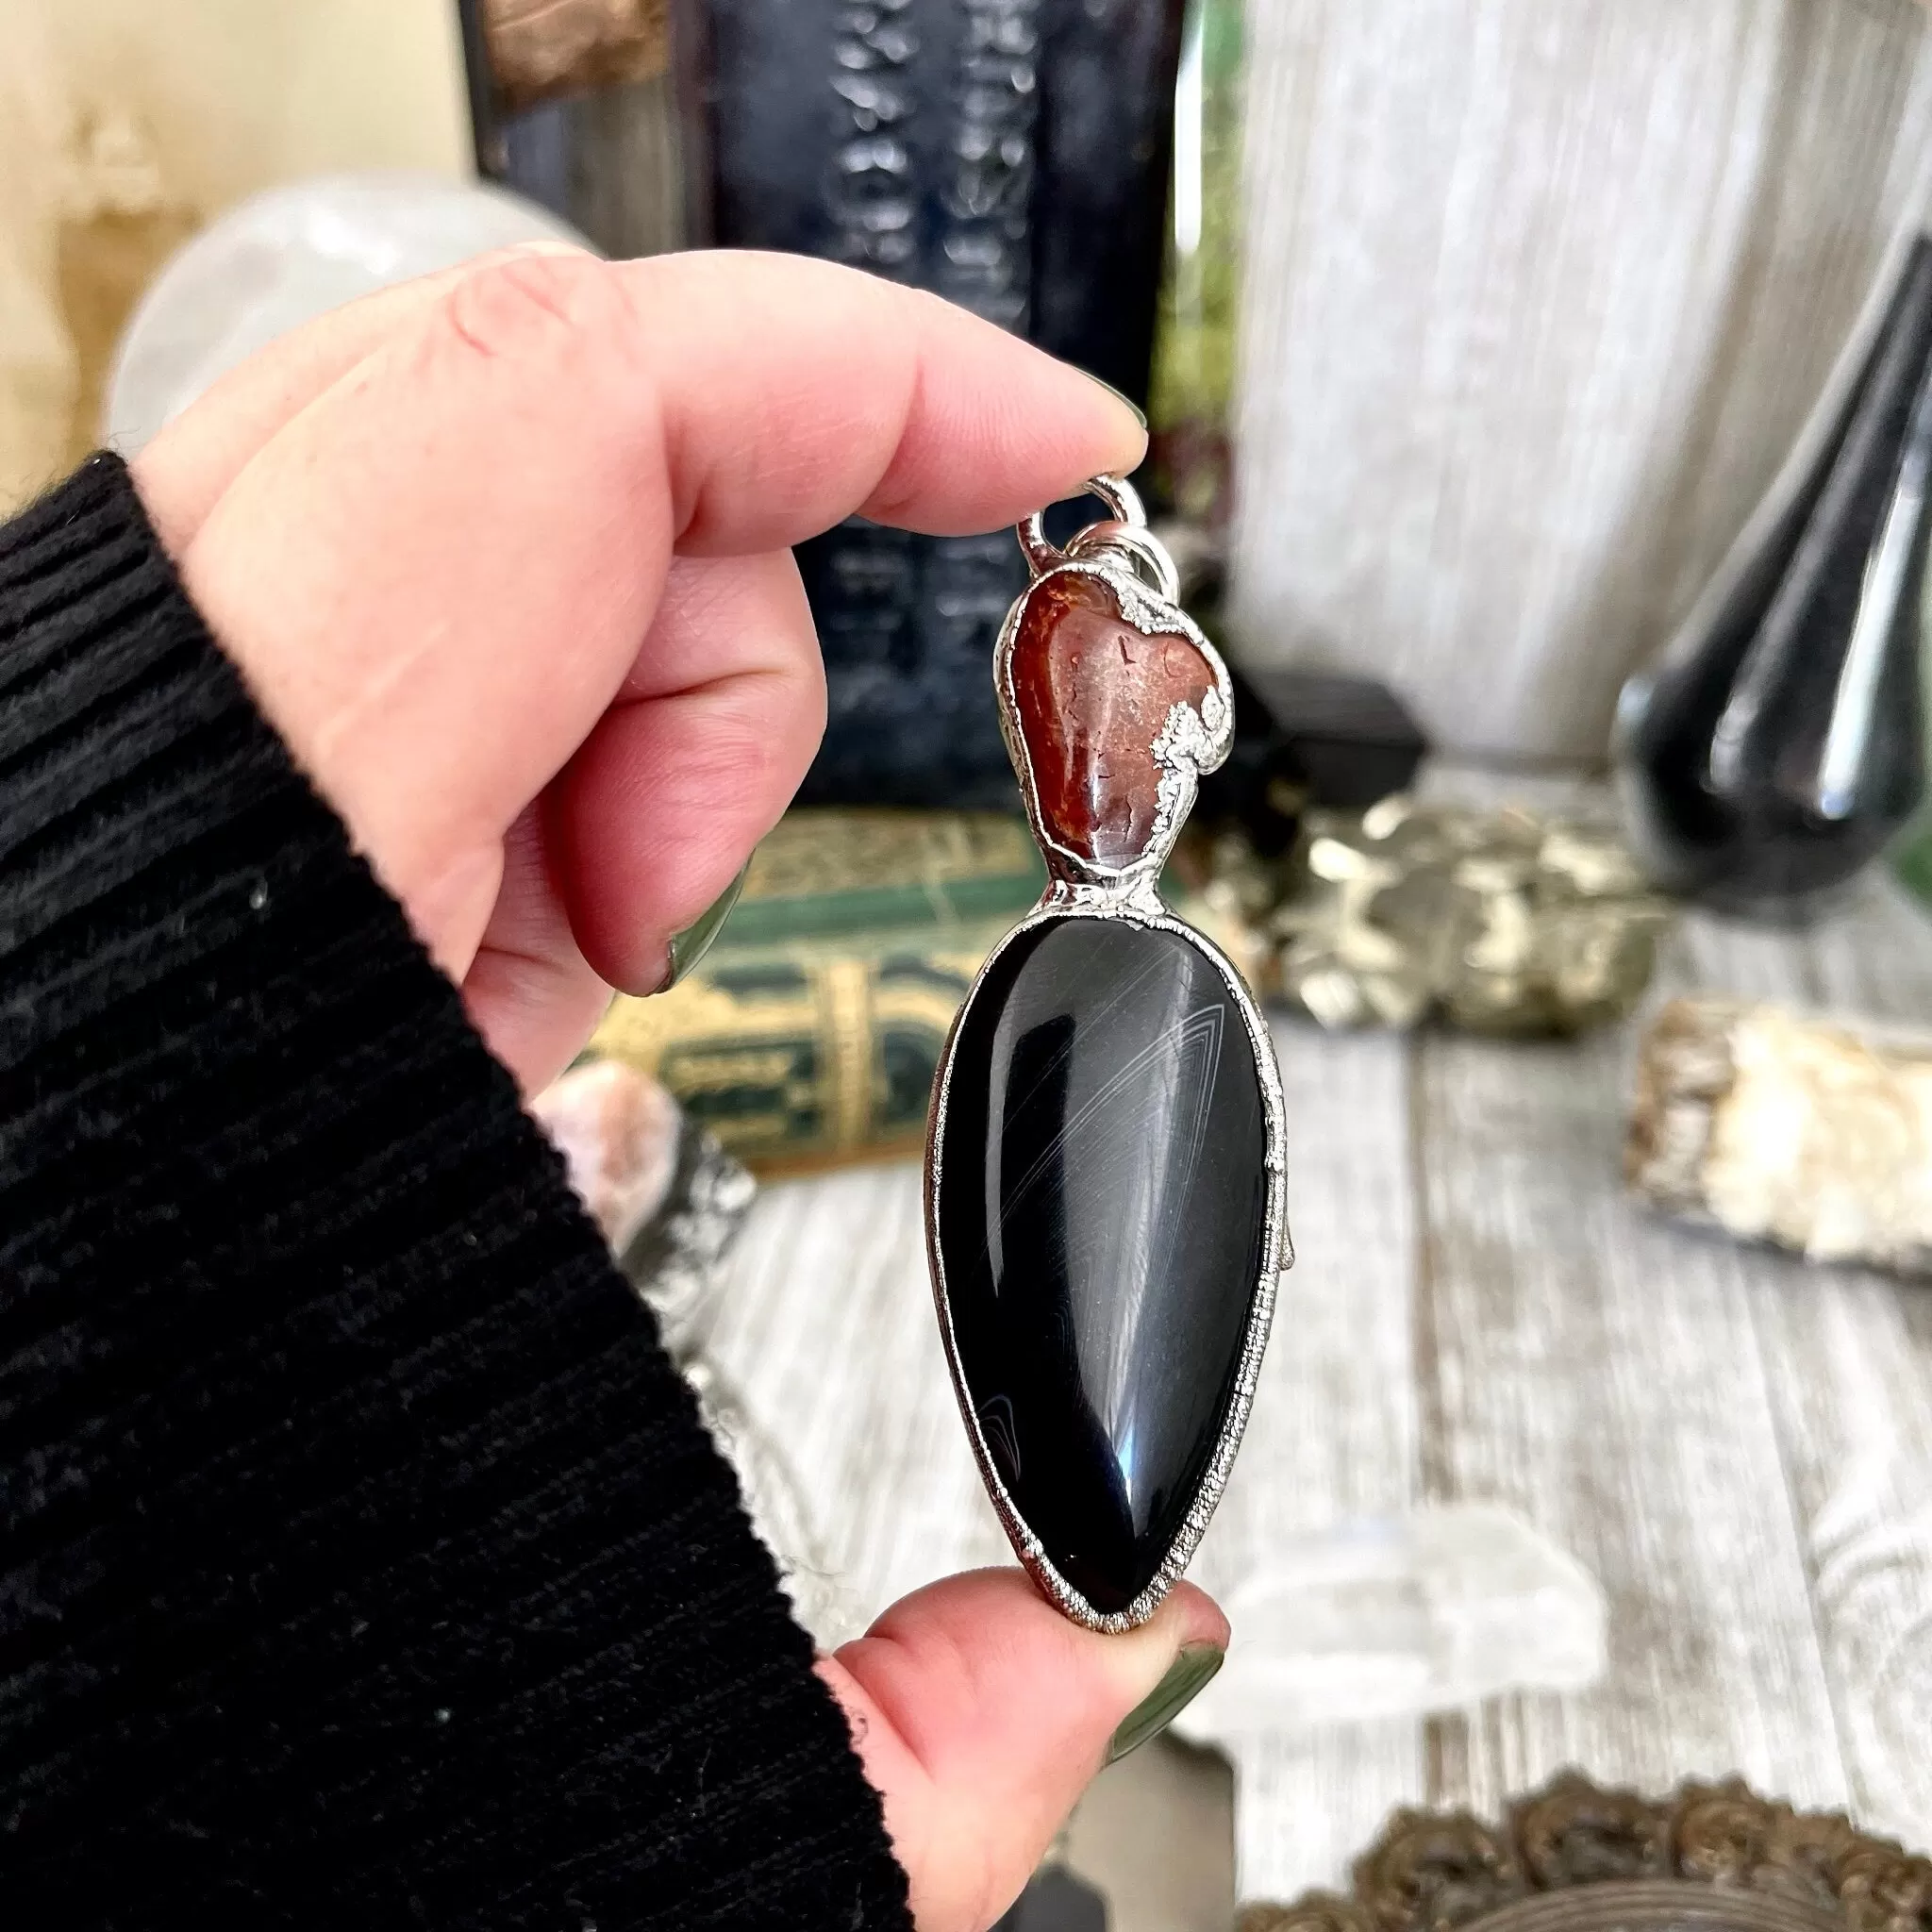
[585,806,1260,1176]
[582,808,1047,1174]
[724,808,1044,942]
[483,0,670,112]
[1264,798,1671,1035]
[1628,998,1932,1276]
[1239,1771,1932,1932]
[589,877,1256,1179]
[589,924,1000,1176]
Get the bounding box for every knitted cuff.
[0,456,908,1930]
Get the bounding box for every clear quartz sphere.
[105,171,587,456]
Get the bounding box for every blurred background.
[6,0,1931,770]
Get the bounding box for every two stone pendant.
[924,478,1291,1632]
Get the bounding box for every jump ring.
[1017,473,1150,579]
[1063,522,1182,604]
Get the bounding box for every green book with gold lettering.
[584,810,1043,1173]
[716,808,1044,946]
[584,807,1262,1174]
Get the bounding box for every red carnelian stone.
[1008,571,1215,867]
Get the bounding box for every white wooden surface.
[706,787,1932,1903]
[1227,0,1932,762]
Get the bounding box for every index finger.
[600,250,1146,552]
[139,249,1145,562]
[168,249,1141,945]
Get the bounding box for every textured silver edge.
[992,558,1237,911]
[923,895,1291,1634]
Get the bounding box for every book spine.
[587,883,1266,1174]
[587,929,1003,1173]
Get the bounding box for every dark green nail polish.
[1084,371,1148,430]
[1106,1643,1223,1764]
[662,862,749,991]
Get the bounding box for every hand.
[822,1569,1227,1930]
[132,247,1225,1930]
[133,242,1140,1096]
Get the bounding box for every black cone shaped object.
[1616,230,1932,923]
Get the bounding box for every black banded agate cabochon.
[935,916,1271,1615]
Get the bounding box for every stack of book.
[584,808,1266,1174]
[585,811,1047,1174]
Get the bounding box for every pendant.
[924,476,1291,1632]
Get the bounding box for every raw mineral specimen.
[1007,570,1219,867]
[531,1058,680,1252]
[1173,1504,1607,1738]
[531,1058,757,1357]
[1627,998,1932,1274]
[1267,797,1672,1034]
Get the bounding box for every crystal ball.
[105,171,587,455]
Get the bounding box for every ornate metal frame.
[922,483,1291,1634]
[1239,1772,1932,1932]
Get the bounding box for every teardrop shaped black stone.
[934,915,1271,1617]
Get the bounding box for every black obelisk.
[675,0,1187,806]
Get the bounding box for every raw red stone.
[1008,571,1215,867]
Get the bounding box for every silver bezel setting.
[922,532,1291,1634]
[992,556,1236,914]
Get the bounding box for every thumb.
[820,1568,1229,1932]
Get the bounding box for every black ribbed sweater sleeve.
[0,456,912,1929]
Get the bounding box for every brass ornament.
[1240,1773,1932,1932]
[483,0,670,112]
[1256,799,1672,1035]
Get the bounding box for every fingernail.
[1106,1642,1223,1764]
[1083,370,1148,430]
[658,862,749,992]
